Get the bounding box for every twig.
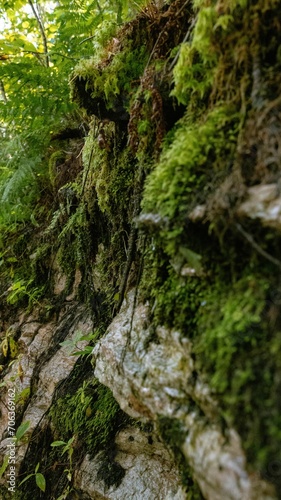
[235,223,281,269]
[26,50,77,61]
[168,16,196,71]
[81,143,94,198]
[79,35,96,45]
[120,234,147,363]
[116,226,138,313]
[115,166,146,313]
[28,0,49,67]
[0,80,7,102]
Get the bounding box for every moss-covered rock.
[1,0,281,498]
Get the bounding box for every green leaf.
[72,346,93,356]
[178,247,203,274]
[16,420,30,441]
[19,473,34,486]
[35,472,46,492]
[62,436,74,455]
[0,456,9,479]
[50,440,66,447]
[2,38,38,54]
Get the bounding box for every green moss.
[142,105,240,252]
[0,485,14,500]
[46,200,96,304]
[140,210,281,481]
[171,44,213,106]
[71,42,148,111]
[48,150,65,188]
[15,387,31,408]
[170,0,243,107]
[191,4,229,65]
[50,379,126,455]
[82,124,135,215]
[83,127,135,218]
[195,273,269,393]
[143,226,281,474]
[192,268,281,471]
[146,262,205,334]
[3,0,281,497]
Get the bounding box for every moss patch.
[50,378,127,456]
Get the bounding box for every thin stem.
[235,223,281,269]
[0,80,7,102]
[28,0,49,67]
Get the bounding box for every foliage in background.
[0,0,141,230]
[0,0,145,310]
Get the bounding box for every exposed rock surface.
[0,303,92,479]
[236,184,281,231]
[0,290,277,499]
[75,426,186,499]
[93,291,276,500]
[189,183,281,234]
[0,299,187,500]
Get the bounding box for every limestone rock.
[236,184,281,231]
[0,304,93,479]
[189,184,281,233]
[74,426,186,500]
[92,291,276,500]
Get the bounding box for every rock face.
[93,291,276,500]
[0,300,188,500]
[236,184,281,232]
[93,291,214,421]
[0,291,277,499]
[75,426,186,500]
[0,303,93,477]
[1,0,281,499]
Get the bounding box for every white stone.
[93,291,276,500]
[74,426,186,500]
[237,184,281,231]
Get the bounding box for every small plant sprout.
[19,462,46,493]
[51,435,75,482]
[59,330,100,356]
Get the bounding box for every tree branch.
[235,223,281,269]
[22,50,77,61]
[28,0,49,67]
[0,80,7,102]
